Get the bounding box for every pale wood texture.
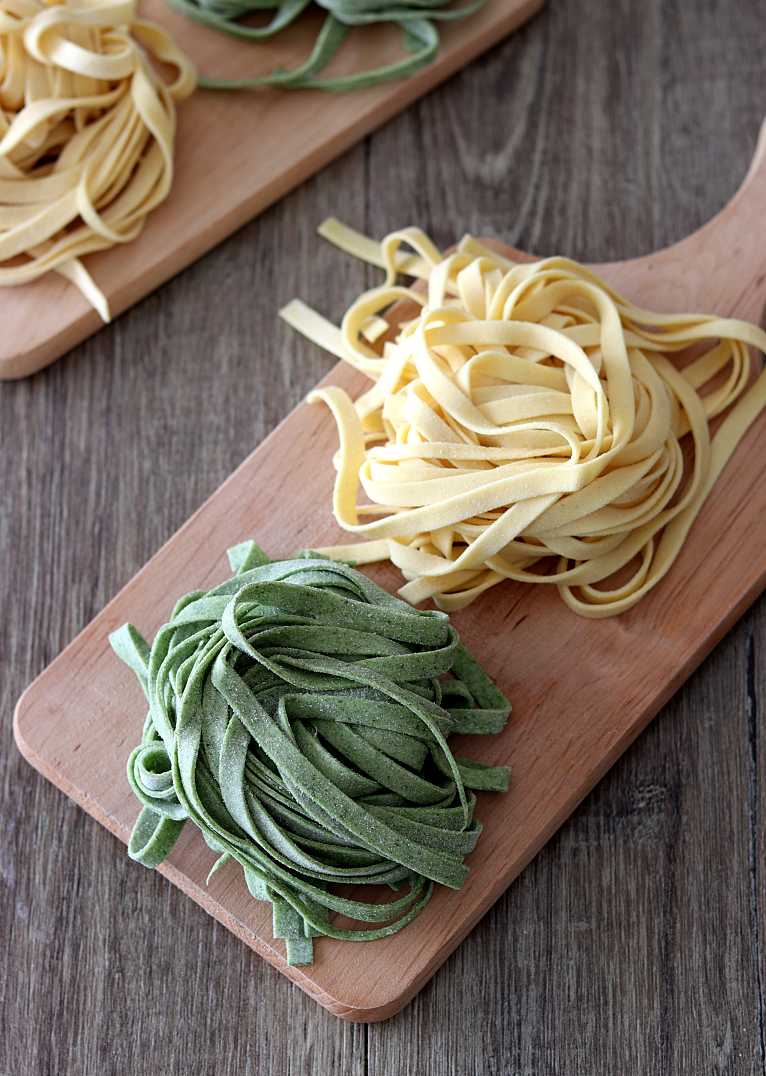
[0,0,543,380]
[4,0,766,1068]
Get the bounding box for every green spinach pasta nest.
[110,542,510,965]
[169,0,488,91]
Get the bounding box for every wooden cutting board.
[0,0,544,380]
[14,118,766,1022]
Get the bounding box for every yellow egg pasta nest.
[0,0,196,319]
[282,220,766,618]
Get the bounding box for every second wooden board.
[0,0,544,380]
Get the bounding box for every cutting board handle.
[587,116,766,323]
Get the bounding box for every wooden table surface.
[3,1,766,1071]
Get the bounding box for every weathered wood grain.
[2,0,766,1070]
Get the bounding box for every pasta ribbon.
[282,219,766,617]
[166,0,487,92]
[111,544,510,966]
[0,0,196,320]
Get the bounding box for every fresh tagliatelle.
[166,0,487,92]
[0,0,196,320]
[110,543,510,966]
[281,219,766,618]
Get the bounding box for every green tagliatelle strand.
[110,542,510,965]
[166,0,488,91]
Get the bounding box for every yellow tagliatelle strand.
[0,0,196,320]
[281,219,766,618]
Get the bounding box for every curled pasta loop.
[282,219,766,617]
[0,0,196,319]
[167,0,486,91]
[110,543,511,966]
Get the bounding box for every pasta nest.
[0,0,196,319]
[111,544,510,965]
[295,224,766,617]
